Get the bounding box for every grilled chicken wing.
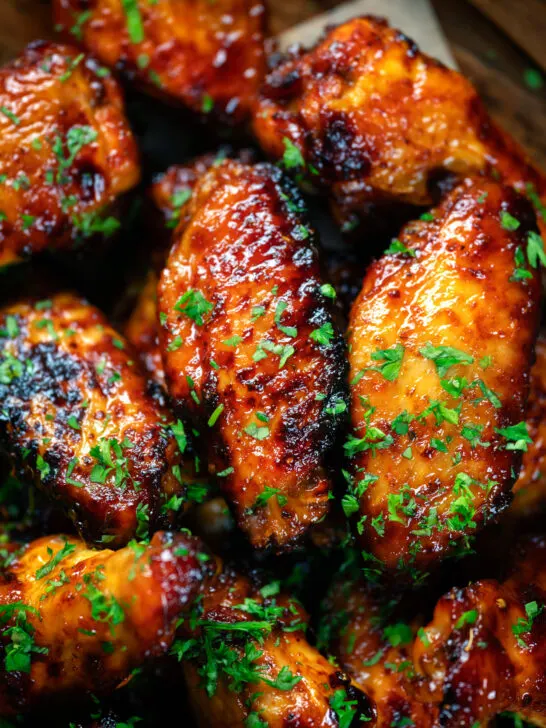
[321,578,438,727]
[511,333,546,519]
[0,293,187,547]
[158,160,347,550]
[414,533,546,726]
[0,530,206,715]
[0,41,140,268]
[253,16,546,233]
[178,555,375,727]
[53,0,267,124]
[346,178,541,577]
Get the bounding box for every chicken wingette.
[346,178,541,577]
[0,293,187,547]
[253,16,546,234]
[176,554,375,727]
[414,533,546,726]
[0,530,206,715]
[0,41,140,268]
[53,0,267,124]
[158,160,347,550]
[320,577,438,727]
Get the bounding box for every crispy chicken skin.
[179,555,375,727]
[321,578,438,727]
[53,0,267,124]
[414,534,546,726]
[511,333,546,519]
[347,178,541,577]
[0,293,186,547]
[0,41,140,268]
[253,16,546,231]
[158,160,347,550]
[0,530,206,715]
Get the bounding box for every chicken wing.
[346,178,541,577]
[177,554,375,727]
[0,293,187,547]
[253,16,546,233]
[511,332,546,520]
[53,0,267,124]
[0,530,206,715]
[158,160,347,550]
[320,577,438,727]
[0,41,140,268]
[413,533,546,726]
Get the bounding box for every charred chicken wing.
[0,530,206,715]
[414,533,546,726]
[158,160,347,550]
[346,178,541,577]
[0,293,186,547]
[253,16,546,233]
[0,41,140,268]
[177,555,375,727]
[53,0,267,124]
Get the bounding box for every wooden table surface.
[0,0,545,171]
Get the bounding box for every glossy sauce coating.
[414,534,546,726]
[253,16,546,232]
[53,0,267,124]
[347,178,541,577]
[0,41,139,268]
[124,269,164,386]
[158,160,347,550]
[322,578,439,727]
[181,556,375,727]
[0,293,185,547]
[0,530,206,715]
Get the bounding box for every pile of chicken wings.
[0,3,545,727]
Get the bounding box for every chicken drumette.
[0,41,139,268]
[253,16,546,233]
[0,530,206,715]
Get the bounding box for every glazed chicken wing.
[0,530,206,715]
[253,16,546,233]
[53,0,267,124]
[158,160,347,550]
[321,577,438,727]
[0,41,140,268]
[177,555,374,727]
[0,293,187,547]
[414,533,546,726]
[347,178,541,577]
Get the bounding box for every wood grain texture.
[468,0,546,73]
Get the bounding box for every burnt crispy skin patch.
[158,160,347,550]
[347,178,541,577]
[253,16,546,232]
[53,0,267,124]
[180,555,375,727]
[0,41,140,268]
[0,530,206,715]
[414,534,546,727]
[0,293,185,547]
